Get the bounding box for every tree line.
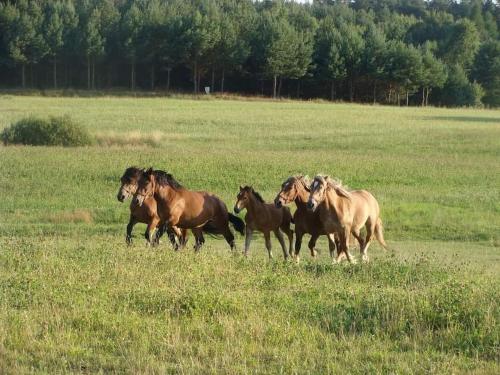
[0,0,499,107]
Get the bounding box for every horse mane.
[122,166,144,182]
[296,175,311,192]
[152,170,183,190]
[242,186,265,203]
[324,176,351,199]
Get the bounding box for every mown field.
[0,95,499,373]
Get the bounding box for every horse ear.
[324,175,329,180]
[239,185,243,191]
[146,167,153,176]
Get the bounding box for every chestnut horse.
[307,175,387,263]
[274,175,340,263]
[135,168,244,251]
[117,167,188,248]
[234,186,293,260]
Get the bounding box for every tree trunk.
[272,75,277,98]
[53,56,57,89]
[220,67,225,93]
[166,67,171,92]
[92,59,96,89]
[21,63,26,88]
[422,87,425,106]
[151,62,155,90]
[131,61,135,90]
[211,67,215,92]
[197,69,201,94]
[278,77,283,97]
[349,77,354,102]
[426,88,431,107]
[193,60,198,93]
[406,90,409,106]
[30,64,33,88]
[330,80,335,101]
[87,55,91,89]
[397,92,400,106]
[296,80,300,99]
[373,81,377,104]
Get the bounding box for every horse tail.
[375,218,388,250]
[228,213,245,235]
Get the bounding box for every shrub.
[1,115,92,146]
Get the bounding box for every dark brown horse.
[117,167,188,248]
[134,168,245,251]
[234,186,293,260]
[274,175,340,263]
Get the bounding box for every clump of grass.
[1,115,92,146]
[94,131,163,147]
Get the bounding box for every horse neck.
[155,182,177,204]
[324,188,349,218]
[246,193,265,216]
[294,183,310,208]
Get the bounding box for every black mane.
[249,187,265,203]
[122,166,144,182]
[153,170,183,190]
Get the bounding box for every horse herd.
[117,167,387,263]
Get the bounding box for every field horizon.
[0,95,499,373]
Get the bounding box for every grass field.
[0,95,499,373]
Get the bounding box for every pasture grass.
[0,95,499,373]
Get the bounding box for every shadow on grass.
[426,116,500,124]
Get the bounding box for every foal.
[274,175,340,263]
[307,175,387,263]
[117,167,187,247]
[234,186,294,260]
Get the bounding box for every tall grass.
[0,95,499,373]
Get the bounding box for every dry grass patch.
[45,209,93,224]
[95,131,164,147]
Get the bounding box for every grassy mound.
[1,115,92,146]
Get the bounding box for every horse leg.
[351,228,365,257]
[192,228,205,252]
[179,228,189,250]
[282,226,294,259]
[307,234,319,258]
[273,229,288,261]
[342,226,356,264]
[222,225,236,251]
[361,221,375,263]
[264,232,273,260]
[327,233,337,263]
[244,227,253,257]
[145,217,160,247]
[126,216,137,245]
[294,230,304,263]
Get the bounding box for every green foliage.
[0,0,498,106]
[1,115,92,146]
[439,65,485,107]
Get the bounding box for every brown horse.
[234,186,294,260]
[117,167,188,248]
[274,175,340,263]
[307,175,387,263]
[134,168,245,251]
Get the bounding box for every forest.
[0,0,499,107]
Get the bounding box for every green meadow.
[0,95,499,373]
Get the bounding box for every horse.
[274,175,340,263]
[117,167,188,248]
[134,168,245,251]
[234,186,294,260]
[307,175,387,263]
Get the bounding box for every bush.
[1,115,92,146]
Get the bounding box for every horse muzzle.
[307,200,317,212]
[274,197,283,208]
[233,205,241,214]
[117,193,126,202]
